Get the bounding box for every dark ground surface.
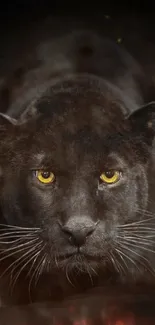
[1,286,155,324]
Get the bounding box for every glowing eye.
[100,170,120,184]
[35,170,55,184]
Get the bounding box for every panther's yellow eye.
[100,170,120,184]
[35,170,55,184]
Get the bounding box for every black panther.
[0,74,154,305]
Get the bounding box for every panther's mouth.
[58,251,100,262]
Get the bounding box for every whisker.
[119,239,155,254]
[0,238,39,253]
[28,246,46,300]
[0,235,38,245]
[119,232,155,239]
[117,235,155,244]
[0,233,37,238]
[0,230,40,236]
[0,234,38,241]
[110,251,124,275]
[11,247,42,292]
[109,251,119,273]
[135,208,154,217]
[118,217,155,228]
[118,243,155,277]
[34,252,47,286]
[65,262,75,287]
[11,242,43,278]
[0,238,40,262]
[118,225,155,230]
[27,251,42,278]
[114,251,126,275]
[116,245,141,273]
[0,241,41,280]
[120,229,155,233]
[115,248,128,272]
[0,224,41,231]
[0,237,36,243]
[54,252,59,268]
[85,263,94,285]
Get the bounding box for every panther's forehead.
[4,102,132,171]
[33,101,128,149]
[20,74,129,136]
[0,74,147,169]
[20,124,132,173]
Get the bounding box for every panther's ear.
[0,113,18,129]
[18,104,38,124]
[127,101,155,145]
[0,103,38,128]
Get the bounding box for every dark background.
[1,1,155,113]
[0,3,155,324]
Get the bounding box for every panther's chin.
[57,253,100,273]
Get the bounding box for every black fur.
[0,75,155,305]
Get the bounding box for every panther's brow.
[32,153,46,165]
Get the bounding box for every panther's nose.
[61,217,98,247]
